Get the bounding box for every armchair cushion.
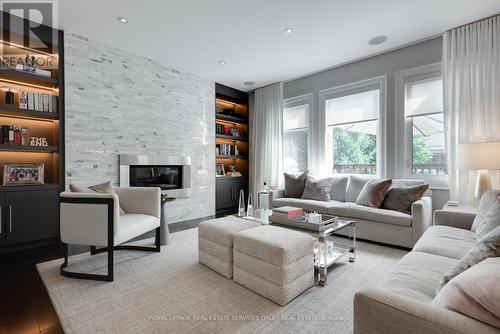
[69,181,125,215]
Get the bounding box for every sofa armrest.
[433,210,476,230]
[114,187,161,218]
[60,191,120,246]
[354,288,498,334]
[267,189,284,209]
[411,196,433,245]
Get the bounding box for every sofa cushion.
[301,176,332,202]
[432,257,500,329]
[284,171,308,198]
[356,179,392,208]
[475,198,500,241]
[381,184,429,214]
[272,197,337,213]
[378,251,457,302]
[328,202,412,226]
[413,225,476,260]
[345,175,372,202]
[471,190,500,232]
[330,175,349,202]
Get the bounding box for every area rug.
[37,228,407,334]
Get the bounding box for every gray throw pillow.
[438,225,500,292]
[330,175,349,202]
[381,184,429,214]
[475,199,500,241]
[284,171,308,198]
[345,175,371,202]
[355,179,392,208]
[70,181,125,215]
[471,190,500,232]
[301,176,332,202]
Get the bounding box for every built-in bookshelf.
[0,11,64,252]
[215,83,249,216]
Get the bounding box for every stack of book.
[272,206,304,220]
[18,91,58,112]
[15,64,51,77]
[0,125,30,145]
[216,143,239,156]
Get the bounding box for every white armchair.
[59,187,161,281]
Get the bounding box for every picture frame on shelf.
[3,163,44,186]
[216,163,225,177]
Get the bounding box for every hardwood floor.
[0,243,64,334]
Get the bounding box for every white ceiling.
[58,0,500,92]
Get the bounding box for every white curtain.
[249,82,284,197]
[444,15,500,204]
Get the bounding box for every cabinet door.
[0,192,4,246]
[216,178,235,210]
[5,189,59,245]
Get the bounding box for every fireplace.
[119,155,191,198]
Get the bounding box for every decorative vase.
[238,189,245,217]
[247,193,254,217]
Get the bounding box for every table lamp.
[457,141,500,199]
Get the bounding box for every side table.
[160,194,176,246]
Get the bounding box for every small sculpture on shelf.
[30,137,48,147]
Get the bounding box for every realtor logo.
[1,1,58,54]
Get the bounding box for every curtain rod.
[447,12,500,32]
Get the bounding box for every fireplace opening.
[129,165,183,190]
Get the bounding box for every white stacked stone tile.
[64,33,215,224]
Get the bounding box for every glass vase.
[238,189,245,217]
[247,193,254,217]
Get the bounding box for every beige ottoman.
[233,225,314,305]
[198,216,261,278]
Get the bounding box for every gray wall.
[64,33,215,224]
[284,37,449,211]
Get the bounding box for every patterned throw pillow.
[381,184,429,214]
[70,181,125,215]
[355,179,392,208]
[301,176,333,202]
[438,225,500,291]
[284,171,308,198]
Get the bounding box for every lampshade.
[457,141,500,170]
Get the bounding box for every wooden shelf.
[216,155,248,160]
[0,68,58,88]
[0,104,59,120]
[216,134,247,142]
[216,114,247,124]
[0,144,58,153]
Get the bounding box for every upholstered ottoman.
[233,225,314,305]
[198,216,261,278]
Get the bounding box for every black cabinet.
[0,192,4,246]
[0,187,59,247]
[216,177,247,216]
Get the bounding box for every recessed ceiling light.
[243,81,255,86]
[368,35,388,45]
[218,60,226,65]
[283,28,293,34]
[117,16,128,23]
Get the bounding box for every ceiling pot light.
[117,16,128,23]
[243,81,255,86]
[218,60,226,65]
[368,35,388,45]
[283,28,293,34]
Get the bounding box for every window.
[405,77,447,176]
[325,89,380,175]
[283,103,309,173]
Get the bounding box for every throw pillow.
[330,175,349,202]
[301,176,333,202]
[283,171,308,198]
[381,184,429,214]
[70,181,125,215]
[475,198,500,241]
[438,225,500,291]
[345,175,371,203]
[432,257,500,328]
[471,190,500,232]
[355,179,392,208]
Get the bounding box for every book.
[19,91,28,109]
[15,64,51,77]
[51,95,57,113]
[28,92,35,110]
[272,206,304,220]
[42,94,49,112]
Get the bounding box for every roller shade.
[326,89,379,126]
[284,104,309,130]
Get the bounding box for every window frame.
[395,62,448,188]
[319,76,387,177]
[283,93,313,173]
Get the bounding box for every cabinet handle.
[9,205,12,233]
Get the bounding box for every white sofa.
[353,208,499,334]
[269,176,432,248]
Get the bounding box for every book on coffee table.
[272,206,304,219]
